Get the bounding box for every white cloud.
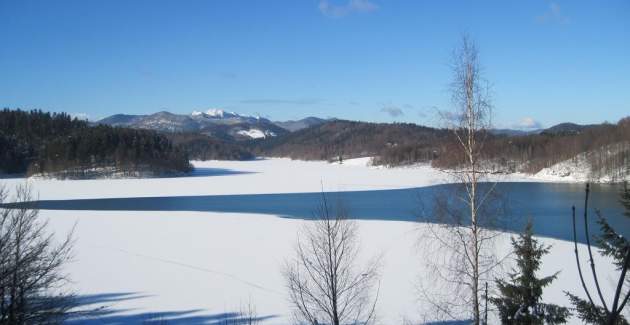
[515,117,543,130]
[318,0,378,18]
[536,2,569,24]
[380,104,404,118]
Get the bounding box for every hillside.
[434,118,630,181]
[252,118,630,181]
[0,109,191,177]
[251,120,450,165]
[166,132,254,161]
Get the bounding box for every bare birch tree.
[418,35,503,324]
[284,196,380,325]
[0,184,75,324]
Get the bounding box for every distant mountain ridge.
[97,110,331,140]
[490,122,599,137]
[97,110,288,141]
[100,109,601,139]
[540,122,597,136]
[273,117,328,132]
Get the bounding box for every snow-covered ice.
[2,158,539,200]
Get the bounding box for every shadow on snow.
[67,292,278,324]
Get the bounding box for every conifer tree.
[491,221,570,324]
[566,183,630,325]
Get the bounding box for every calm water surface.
[3,182,628,243]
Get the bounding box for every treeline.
[433,117,630,179]
[251,117,629,179]
[0,109,191,177]
[166,132,254,161]
[250,120,450,165]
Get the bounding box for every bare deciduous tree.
[418,35,503,325]
[0,184,75,324]
[284,195,380,325]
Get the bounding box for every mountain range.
[97,109,600,141]
[97,110,327,141]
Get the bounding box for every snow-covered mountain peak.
[205,109,233,118]
[98,110,288,140]
[192,109,248,119]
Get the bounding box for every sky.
[0,0,628,129]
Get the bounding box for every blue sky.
[0,0,628,128]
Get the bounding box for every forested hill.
[437,118,630,179]
[251,118,630,180]
[0,109,191,177]
[249,120,451,165]
[166,132,254,161]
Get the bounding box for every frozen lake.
[0,159,627,324]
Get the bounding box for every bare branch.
[284,195,380,325]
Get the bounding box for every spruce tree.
[565,183,630,325]
[491,221,570,324]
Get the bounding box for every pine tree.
[565,183,630,325]
[491,221,570,324]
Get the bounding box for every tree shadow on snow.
[67,292,278,324]
[152,168,256,179]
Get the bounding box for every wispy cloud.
[414,105,439,120]
[380,104,404,118]
[239,98,322,105]
[318,0,378,18]
[536,2,569,24]
[514,117,543,130]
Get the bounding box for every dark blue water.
[2,182,628,243]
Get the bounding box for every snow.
[534,154,593,182]
[0,159,621,324]
[237,129,276,139]
[3,158,454,200]
[329,156,374,167]
[533,149,629,183]
[192,109,258,120]
[3,158,553,200]
[201,109,235,118]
